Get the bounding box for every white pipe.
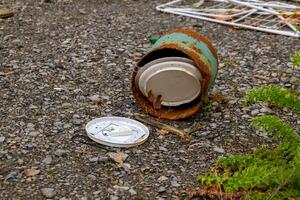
[229,0,298,32]
[251,1,299,9]
[228,0,279,14]
[169,7,252,18]
[232,8,257,23]
[156,0,183,11]
[159,8,300,37]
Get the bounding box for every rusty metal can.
[132,29,218,120]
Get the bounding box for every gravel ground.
[0,0,299,199]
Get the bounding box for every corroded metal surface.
[132,29,218,120]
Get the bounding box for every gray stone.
[171,180,180,187]
[158,186,166,193]
[27,123,35,128]
[54,121,63,128]
[290,77,299,84]
[212,112,222,118]
[41,188,56,198]
[113,185,130,190]
[280,77,290,83]
[101,95,110,100]
[73,118,82,125]
[122,163,131,171]
[104,108,112,113]
[73,114,80,119]
[54,149,66,157]
[87,174,97,181]
[0,136,5,143]
[213,147,225,153]
[260,107,274,114]
[158,176,168,182]
[29,131,39,137]
[251,109,259,116]
[43,156,53,165]
[89,157,99,162]
[93,190,101,195]
[129,188,137,195]
[12,39,21,44]
[110,195,119,200]
[89,95,101,103]
[159,146,167,152]
[4,171,18,181]
[63,123,72,129]
[98,156,109,162]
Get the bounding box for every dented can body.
[132,29,218,120]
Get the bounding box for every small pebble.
[260,107,274,114]
[43,156,53,165]
[213,147,225,153]
[54,149,66,157]
[158,186,166,193]
[129,188,137,195]
[110,195,119,200]
[89,95,101,103]
[101,95,110,100]
[0,136,5,143]
[29,131,39,137]
[89,157,99,162]
[171,180,180,187]
[158,176,168,182]
[87,174,97,181]
[251,109,259,116]
[4,171,17,181]
[41,188,56,198]
[62,102,72,108]
[98,156,109,162]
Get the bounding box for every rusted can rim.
[169,29,218,60]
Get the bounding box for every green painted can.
[132,29,218,120]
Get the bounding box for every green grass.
[291,50,300,69]
[244,85,300,111]
[198,115,300,199]
[197,85,300,199]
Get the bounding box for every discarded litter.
[85,117,149,148]
[132,29,218,120]
[108,152,128,166]
[134,113,189,139]
[0,7,13,18]
[24,168,40,177]
[156,0,300,37]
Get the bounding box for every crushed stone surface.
[0,0,299,199]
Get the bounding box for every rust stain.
[210,95,229,103]
[169,29,218,61]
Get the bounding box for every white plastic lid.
[86,117,149,148]
[137,57,202,106]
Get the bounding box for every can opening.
[137,48,190,67]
